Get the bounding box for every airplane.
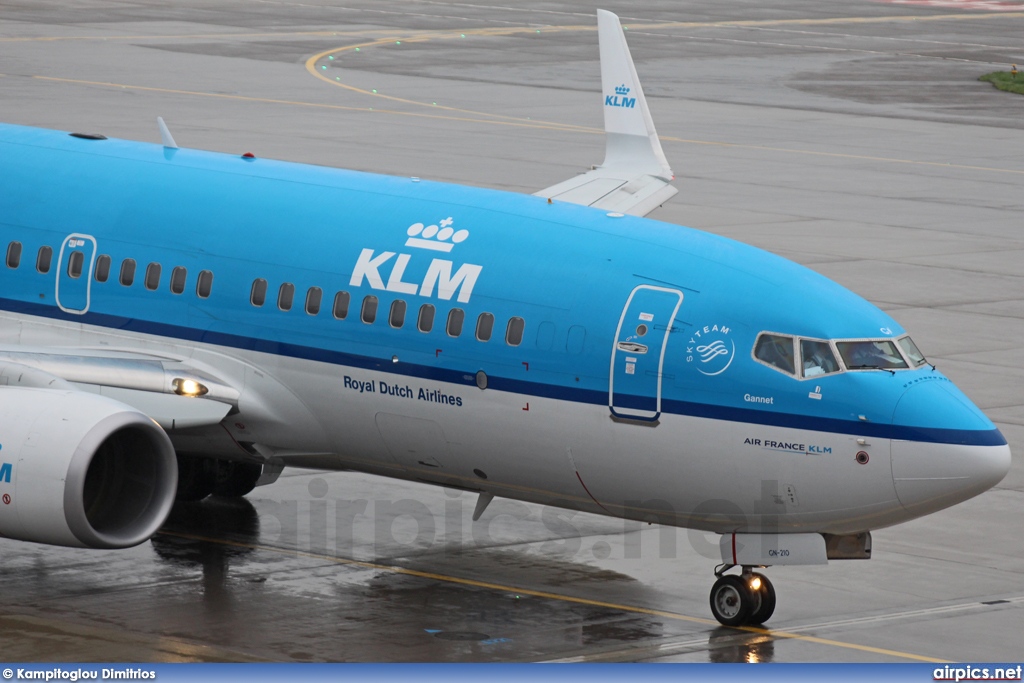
[0,9,1010,628]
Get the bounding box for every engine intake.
[0,388,177,548]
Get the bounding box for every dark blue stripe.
[1,297,1006,448]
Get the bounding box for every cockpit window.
[898,336,927,367]
[754,334,796,375]
[837,340,908,370]
[800,339,840,378]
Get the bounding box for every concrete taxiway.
[0,0,1021,663]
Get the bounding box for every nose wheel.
[709,567,776,626]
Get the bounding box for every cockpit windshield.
[897,336,928,367]
[753,333,928,377]
[800,339,840,377]
[836,340,908,370]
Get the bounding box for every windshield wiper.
[849,364,896,375]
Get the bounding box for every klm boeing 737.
[0,10,1010,627]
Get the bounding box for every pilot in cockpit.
[841,340,906,370]
[801,339,838,377]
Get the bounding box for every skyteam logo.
[686,323,735,376]
[350,217,482,303]
[605,84,636,109]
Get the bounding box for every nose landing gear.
[709,565,776,626]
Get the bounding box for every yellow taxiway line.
[32,75,1024,177]
[159,529,948,663]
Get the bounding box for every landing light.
[172,378,209,397]
[749,576,762,591]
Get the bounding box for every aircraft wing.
[535,9,677,217]
[0,346,238,430]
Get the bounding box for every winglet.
[596,8,672,180]
[534,10,676,217]
[157,116,178,149]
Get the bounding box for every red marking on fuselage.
[575,471,612,514]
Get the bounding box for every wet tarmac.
[0,0,1022,663]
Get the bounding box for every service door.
[55,233,97,314]
[609,285,683,423]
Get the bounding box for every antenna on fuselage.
[157,117,178,149]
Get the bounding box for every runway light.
[355,47,360,52]
[749,576,762,591]
[372,89,377,93]
[395,41,401,45]
[328,55,334,60]
[321,65,327,70]
[172,377,209,397]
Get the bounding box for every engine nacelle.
[0,388,177,548]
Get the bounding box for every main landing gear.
[175,453,263,501]
[709,565,776,627]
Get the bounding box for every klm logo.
[350,218,482,303]
[0,462,10,483]
[605,84,636,109]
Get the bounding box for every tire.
[709,575,753,627]
[747,573,776,625]
[210,460,263,498]
[175,453,215,502]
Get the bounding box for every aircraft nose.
[890,380,1011,517]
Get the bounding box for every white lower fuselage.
[10,310,1003,538]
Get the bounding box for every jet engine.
[0,388,177,548]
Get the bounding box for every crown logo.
[615,84,630,95]
[405,217,469,253]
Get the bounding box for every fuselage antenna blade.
[157,116,179,149]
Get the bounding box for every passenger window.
[446,308,464,337]
[94,254,111,282]
[250,278,267,307]
[278,283,295,311]
[800,339,840,378]
[417,304,435,333]
[6,241,21,269]
[170,266,187,294]
[755,333,796,375]
[196,270,213,298]
[390,300,406,328]
[837,340,908,370]
[144,262,161,291]
[305,287,322,315]
[361,295,378,324]
[333,291,350,319]
[898,336,927,367]
[567,325,586,355]
[119,258,136,286]
[476,313,494,342]
[535,321,554,350]
[67,250,85,279]
[506,317,525,346]
[36,246,53,274]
